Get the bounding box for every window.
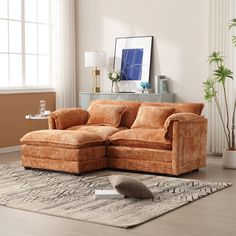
[0,0,52,89]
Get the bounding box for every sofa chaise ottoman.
[20,100,207,176]
[20,104,128,174]
[21,130,107,174]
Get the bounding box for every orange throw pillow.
[131,106,174,129]
[87,104,127,127]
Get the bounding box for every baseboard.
[207,152,222,156]
[0,145,21,154]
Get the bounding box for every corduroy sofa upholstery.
[21,100,207,176]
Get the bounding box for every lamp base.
[92,87,100,93]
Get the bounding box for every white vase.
[112,82,119,93]
[223,149,236,169]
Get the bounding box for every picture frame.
[113,36,153,92]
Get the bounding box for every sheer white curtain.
[208,0,235,153]
[51,0,76,109]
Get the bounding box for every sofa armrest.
[171,118,207,175]
[48,115,57,129]
[163,113,202,140]
[49,108,89,130]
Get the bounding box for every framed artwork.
[113,36,153,92]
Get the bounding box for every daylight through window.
[0,0,52,89]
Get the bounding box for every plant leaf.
[232,36,236,47]
[207,51,224,66]
[229,18,236,29]
[213,65,234,85]
[203,78,217,102]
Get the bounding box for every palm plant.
[203,19,236,150]
[230,18,236,46]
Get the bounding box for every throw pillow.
[109,175,154,199]
[131,106,174,129]
[86,104,127,128]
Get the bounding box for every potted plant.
[203,19,236,169]
[108,71,121,93]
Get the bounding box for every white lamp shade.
[85,51,106,67]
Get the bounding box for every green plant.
[203,19,236,150]
[108,71,121,82]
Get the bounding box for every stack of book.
[155,75,168,93]
[94,189,124,199]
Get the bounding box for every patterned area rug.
[0,163,232,228]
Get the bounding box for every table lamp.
[85,51,106,93]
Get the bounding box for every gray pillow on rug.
[108,175,154,199]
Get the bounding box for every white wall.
[75,0,209,103]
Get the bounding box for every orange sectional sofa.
[20,100,207,176]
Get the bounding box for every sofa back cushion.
[131,106,174,129]
[141,102,204,115]
[86,104,127,128]
[88,100,141,128]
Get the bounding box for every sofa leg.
[24,166,32,170]
[72,172,81,176]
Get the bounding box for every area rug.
[0,163,232,228]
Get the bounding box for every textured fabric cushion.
[87,104,127,127]
[109,175,154,199]
[22,144,106,162]
[66,125,127,139]
[164,112,202,139]
[109,128,172,150]
[20,130,105,149]
[141,102,204,115]
[88,100,141,128]
[51,108,89,130]
[131,106,174,129]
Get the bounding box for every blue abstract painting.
[120,48,143,80]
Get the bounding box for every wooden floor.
[0,152,235,236]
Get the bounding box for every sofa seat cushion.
[109,128,172,150]
[66,125,127,139]
[20,130,105,149]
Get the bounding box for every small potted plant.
[203,19,236,169]
[108,71,121,93]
